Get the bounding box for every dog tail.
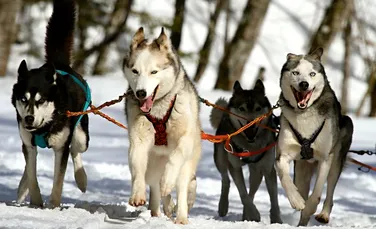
[210,98,228,129]
[45,0,76,66]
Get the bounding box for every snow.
[2,0,376,228]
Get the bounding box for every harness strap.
[34,70,91,148]
[145,95,177,146]
[288,120,326,160]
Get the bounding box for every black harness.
[288,120,326,160]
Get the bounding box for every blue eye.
[132,69,139,74]
[310,72,316,77]
[151,70,158,74]
[21,96,27,103]
[292,71,300,76]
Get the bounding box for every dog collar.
[145,95,177,146]
[288,120,326,160]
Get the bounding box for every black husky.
[11,0,90,208]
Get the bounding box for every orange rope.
[350,158,376,172]
[90,105,127,130]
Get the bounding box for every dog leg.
[276,154,305,210]
[17,144,29,204]
[71,123,88,193]
[25,144,43,207]
[128,139,152,207]
[187,175,197,212]
[49,145,69,208]
[264,166,283,224]
[294,160,316,200]
[315,153,341,224]
[228,164,258,221]
[298,153,334,226]
[174,162,194,225]
[246,165,262,222]
[214,146,230,217]
[149,184,161,217]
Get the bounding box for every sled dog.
[122,27,201,224]
[275,48,353,226]
[11,0,89,208]
[210,80,282,223]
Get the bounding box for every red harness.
[145,95,177,146]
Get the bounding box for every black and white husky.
[275,48,353,226]
[11,0,90,208]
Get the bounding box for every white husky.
[122,27,202,224]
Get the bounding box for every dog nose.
[299,81,309,91]
[25,115,34,125]
[136,90,147,99]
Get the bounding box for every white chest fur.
[279,108,335,160]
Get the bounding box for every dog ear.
[309,47,324,61]
[254,79,265,94]
[17,60,28,80]
[286,53,298,60]
[155,27,171,50]
[41,62,56,83]
[233,80,243,93]
[131,27,145,50]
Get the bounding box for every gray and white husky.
[122,27,201,224]
[275,48,353,226]
[210,80,282,223]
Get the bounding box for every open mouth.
[291,86,314,110]
[139,85,159,114]
[238,120,259,142]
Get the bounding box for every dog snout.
[25,115,35,125]
[299,81,309,91]
[136,90,147,100]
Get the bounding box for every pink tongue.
[298,91,312,106]
[140,96,154,113]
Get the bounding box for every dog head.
[280,47,326,110]
[123,27,180,114]
[228,80,271,141]
[12,60,57,131]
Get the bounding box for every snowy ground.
[1,75,376,229]
[2,0,376,228]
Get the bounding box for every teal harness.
[33,69,91,148]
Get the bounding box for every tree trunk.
[369,66,376,117]
[193,0,227,82]
[308,0,353,55]
[170,0,186,50]
[214,0,270,90]
[341,17,352,114]
[73,0,133,74]
[0,0,22,76]
[92,0,132,75]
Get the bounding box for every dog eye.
[151,70,158,74]
[292,71,299,76]
[238,107,246,112]
[255,107,261,112]
[132,69,139,74]
[38,98,46,104]
[310,72,316,77]
[21,96,27,103]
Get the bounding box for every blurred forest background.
[1,0,376,116]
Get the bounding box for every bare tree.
[308,0,353,55]
[170,0,186,50]
[73,0,133,74]
[92,0,133,75]
[193,0,228,82]
[341,16,352,114]
[214,0,270,90]
[0,0,23,76]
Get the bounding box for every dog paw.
[315,213,329,224]
[160,178,175,197]
[74,168,87,193]
[242,204,260,222]
[151,210,161,217]
[287,191,305,210]
[218,196,229,217]
[129,192,146,207]
[30,196,44,208]
[175,216,189,225]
